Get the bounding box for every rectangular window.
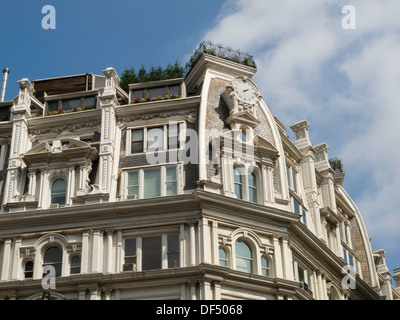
[147,126,164,151]
[131,129,144,153]
[125,165,179,200]
[127,171,139,197]
[165,166,177,196]
[124,238,137,271]
[167,234,180,268]
[48,100,59,111]
[168,124,180,149]
[293,200,300,214]
[169,85,180,96]
[143,167,161,198]
[62,98,81,111]
[142,236,162,270]
[132,89,144,99]
[148,87,166,98]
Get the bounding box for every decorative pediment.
[22,139,98,167]
[253,135,280,164]
[226,110,260,129]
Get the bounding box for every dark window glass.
[48,101,59,111]
[169,85,180,96]
[24,261,34,278]
[133,89,144,99]
[70,256,81,274]
[142,236,161,270]
[124,238,137,271]
[51,179,66,206]
[84,96,96,108]
[43,246,63,277]
[148,87,165,98]
[131,129,144,153]
[167,234,179,268]
[62,98,81,111]
[0,106,10,121]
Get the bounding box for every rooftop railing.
[185,41,257,76]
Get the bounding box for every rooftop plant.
[119,61,184,93]
[184,41,257,76]
[329,157,344,173]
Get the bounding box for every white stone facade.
[0,53,398,300]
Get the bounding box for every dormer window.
[46,95,96,113]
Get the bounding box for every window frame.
[122,232,180,272]
[233,165,262,204]
[126,122,185,155]
[123,163,182,200]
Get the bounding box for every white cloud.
[200,0,400,271]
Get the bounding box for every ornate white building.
[0,46,398,300]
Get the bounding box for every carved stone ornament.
[118,109,197,125]
[221,77,262,118]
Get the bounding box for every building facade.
[0,50,398,300]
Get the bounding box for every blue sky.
[1,1,399,284]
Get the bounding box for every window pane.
[133,89,144,99]
[147,127,164,150]
[52,179,66,193]
[143,168,161,198]
[70,256,81,274]
[293,200,300,214]
[236,241,252,259]
[167,234,179,268]
[148,87,165,98]
[125,238,136,257]
[128,171,138,186]
[25,261,34,271]
[298,265,305,282]
[168,125,179,149]
[84,96,96,108]
[248,172,257,203]
[219,248,227,266]
[236,257,252,273]
[48,100,59,111]
[234,168,243,199]
[261,257,268,268]
[169,85,180,96]
[166,167,176,182]
[131,129,143,153]
[166,182,177,196]
[142,236,162,270]
[62,98,81,111]
[44,247,62,263]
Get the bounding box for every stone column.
[0,239,12,280]
[66,164,75,205]
[81,230,90,274]
[106,229,113,273]
[281,238,294,280]
[189,221,196,266]
[26,169,37,201]
[91,230,103,273]
[37,168,48,208]
[11,238,21,280]
[273,236,283,278]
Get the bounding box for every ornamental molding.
[117,109,197,126]
[29,120,101,137]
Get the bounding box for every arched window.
[240,128,247,142]
[233,167,243,199]
[70,256,81,274]
[235,240,253,273]
[248,172,257,203]
[51,179,67,206]
[261,256,270,276]
[24,260,34,279]
[219,248,228,267]
[43,246,63,277]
